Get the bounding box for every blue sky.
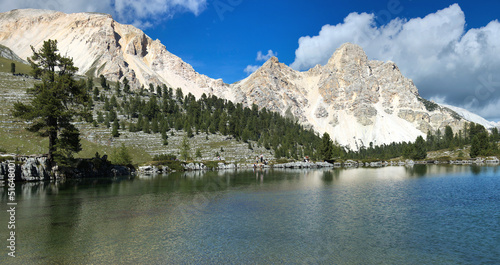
[1,0,500,121]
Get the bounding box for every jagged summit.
[268,56,280,64]
[0,9,476,149]
[0,8,228,98]
[327,42,368,68]
[233,42,466,149]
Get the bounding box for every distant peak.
[339,42,363,50]
[268,56,280,64]
[327,42,368,67]
[260,56,281,69]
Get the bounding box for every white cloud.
[290,4,500,120]
[0,0,207,28]
[256,50,277,61]
[244,65,259,75]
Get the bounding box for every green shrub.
[203,161,220,169]
[112,144,132,166]
[153,154,177,161]
[150,160,184,171]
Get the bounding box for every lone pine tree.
[12,39,88,166]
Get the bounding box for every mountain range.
[0,9,496,150]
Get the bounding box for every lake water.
[1,165,499,264]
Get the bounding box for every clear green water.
[1,165,500,264]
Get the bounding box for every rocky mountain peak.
[258,56,288,72]
[327,42,368,70]
[0,8,229,99]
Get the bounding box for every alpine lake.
[1,165,499,264]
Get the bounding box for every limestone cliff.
[234,43,466,149]
[0,9,228,98]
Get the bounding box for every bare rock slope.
[233,43,466,149]
[0,9,228,98]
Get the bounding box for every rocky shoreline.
[0,155,133,182]
[137,157,499,174]
[2,155,498,181]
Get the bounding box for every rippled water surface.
[1,165,500,264]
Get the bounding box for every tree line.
[12,40,499,167]
[319,123,499,161]
[92,75,324,160]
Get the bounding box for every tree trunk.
[47,116,57,167]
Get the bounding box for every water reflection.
[1,165,499,264]
[405,164,428,177]
[470,165,482,175]
[3,165,495,198]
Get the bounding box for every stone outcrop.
[0,155,132,181]
[0,156,50,181]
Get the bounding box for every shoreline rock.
[0,155,133,182]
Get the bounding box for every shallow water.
[1,165,499,264]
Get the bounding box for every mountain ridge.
[0,8,490,150]
[0,9,229,98]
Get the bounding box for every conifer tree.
[123,77,130,94]
[180,135,190,161]
[112,119,120,137]
[97,111,104,123]
[412,136,427,160]
[320,132,333,161]
[470,135,481,158]
[100,74,107,89]
[13,40,88,166]
[115,80,121,95]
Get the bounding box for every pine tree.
[10,62,15,74]
[151,118,159,133]
[104,114,110,128]
[112,143,132,166]
[320,132,333,161]
[180,135,190,161]
[115,80,121,95]
[123,77,130,94]
[156,85,162,96]
[93,87,100,101]
[491,127,499,142]
[161,131,169,145]
[143,119,150,134]
[110,95,118,108]
[13,40,87,166]
[97,111,104,123]
[470,135,481,158]
[444,126,453,148]
[100,74,107,89]
[112,119,120,137]
[412,136,427,160]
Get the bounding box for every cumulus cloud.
[0,0,207,28]
[256,50,277,61]
[290,4,500,120]
[244,49,277,75]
